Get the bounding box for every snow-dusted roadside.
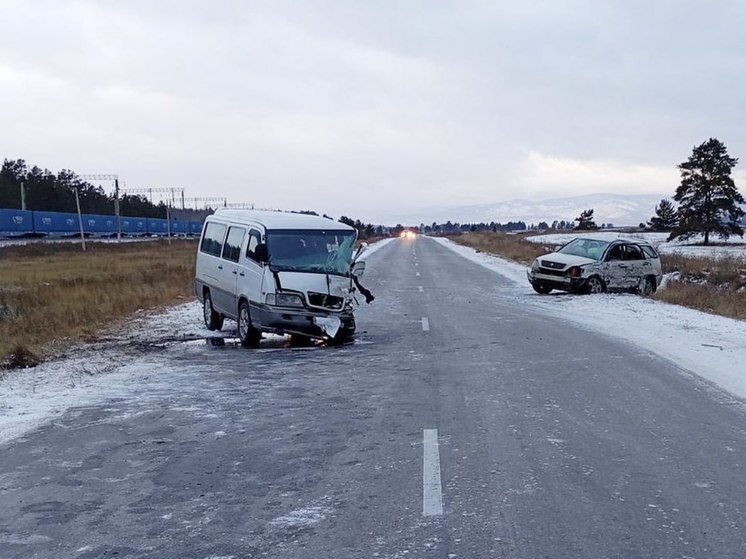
[0,238,395,446]
[433,237,746,401]
[0,302,210,446]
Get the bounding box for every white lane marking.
[415,262,419,266]
[418,286,424,292]
[421,317,430,331]
[416,272,420,277]
[423,429,444,516]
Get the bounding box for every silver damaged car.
[527,238,663,295]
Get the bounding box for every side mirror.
[352,242,368,264]
[255,243,269,263]
[352,260,366,278]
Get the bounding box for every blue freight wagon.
[0,209,34,236]
[0,207,204,239]
[33,211,80,236]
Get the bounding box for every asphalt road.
[1,236,745,558]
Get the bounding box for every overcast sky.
[2,1,746,223]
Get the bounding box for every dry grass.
[0,240,197,367]
[448,231,548,265]
[655,253,746,318]
[449,231,746,321]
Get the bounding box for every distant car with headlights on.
[527,238,662,295]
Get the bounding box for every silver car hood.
[538,252,596,268]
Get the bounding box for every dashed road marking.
[423,429,444,516]
[416,272,420,277]
[418,286,424,292]
[421,317,430,331]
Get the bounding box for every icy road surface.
[1,236,745,558]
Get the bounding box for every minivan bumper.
[249,302,355,339]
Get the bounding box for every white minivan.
[195,209,368,346]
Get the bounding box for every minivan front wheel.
[238,300,261,348]
[203,291,224,331]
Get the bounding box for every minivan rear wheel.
[203,291,224,331]
[238,300,261,348]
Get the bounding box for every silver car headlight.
[266,293,305,307]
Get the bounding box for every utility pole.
[74,188,86,251]
[80,174,120,240]
[20,181,25,210]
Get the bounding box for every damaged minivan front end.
[249,229,370,342]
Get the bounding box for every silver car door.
[603,244,628,289]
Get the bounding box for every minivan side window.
[246,229,263,262]
[200,222,227,257]
[222,227,246,263]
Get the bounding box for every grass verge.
[449,231,746,320]
[0,239,197,368]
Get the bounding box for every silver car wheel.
[640,276,654,296]
[587,276,604,294]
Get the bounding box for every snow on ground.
[0,238,395,446]
[525,231,746,260]
[433,237,746,401]
[0,301,211,446]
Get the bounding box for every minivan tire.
[238,300,261,348]
[203,291,224,331]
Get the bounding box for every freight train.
[0,208,204,238]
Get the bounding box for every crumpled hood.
[275,271,351,297]
[537,252,596,269]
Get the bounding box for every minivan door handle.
[232,270,237,275]
[239,272,245,277]
[217,265,223,270]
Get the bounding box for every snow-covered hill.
[385,193,668,227]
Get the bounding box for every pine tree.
[574,208,597,230]
[669,138,745,244]
[647,198,678,231]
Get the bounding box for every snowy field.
[1,235,744,449]
[525,231,746,260]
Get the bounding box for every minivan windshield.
[558,238,610,260]
[266,229,357,276]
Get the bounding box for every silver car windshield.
[558,239,610,260]
[266,229,357,275]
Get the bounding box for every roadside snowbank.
[434,237,746,401]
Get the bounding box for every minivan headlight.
[266,293,305,307]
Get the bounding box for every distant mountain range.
[385,193,669,227]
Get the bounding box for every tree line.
[0,159,198,219]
